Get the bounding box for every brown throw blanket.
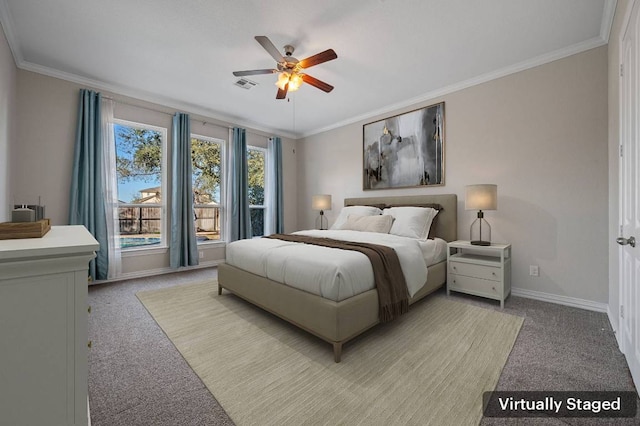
[265,234,409,322]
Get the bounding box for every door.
[619,0,640,391]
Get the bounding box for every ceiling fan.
[233,36,337,99]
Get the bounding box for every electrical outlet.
[529,265,539,277]
[199,251,204,259]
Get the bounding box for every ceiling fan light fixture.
[288,73,303,91]
[275,71,303,92]
[275,72,290,90]
[236,36,337,99]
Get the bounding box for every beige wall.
[12,70,297,277]
[608,0,632,335]
[14,72,78,224]
[0,22,16,222]
[298,46,609,304]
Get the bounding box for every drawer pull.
[87,341,92,349]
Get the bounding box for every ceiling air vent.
[234,78,258,89]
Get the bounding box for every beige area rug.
[137,281,523,426]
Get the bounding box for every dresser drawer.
[448,274,501,297]
[449,260,501,282]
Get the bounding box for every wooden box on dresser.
[0,226,99,426]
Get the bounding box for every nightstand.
[447,240,511,308]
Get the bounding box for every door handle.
[616,236,636,247]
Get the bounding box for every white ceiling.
[0,0,615,138]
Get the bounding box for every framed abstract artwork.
[363,102,444,190]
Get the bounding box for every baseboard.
[90,260,222,285]
[608,305,623,349]
[511,287,608,313]
[97,269,611,315]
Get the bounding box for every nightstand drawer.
[449,261,501,281]
[449,274,500,297]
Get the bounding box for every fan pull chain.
[292,94,296,134]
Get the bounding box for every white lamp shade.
[465,184,497,210]
[312,194,332,211]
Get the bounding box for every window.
[114,120,167,249]
[191,135,224,243]
[248,146,266,237]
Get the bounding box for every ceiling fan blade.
[232,69,277,77]
[255,36,285,63]
[301,74,334,93]
[276,83,289,99]
[298,49,337,69]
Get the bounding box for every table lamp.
[465,184,497,246]
[312,194,332,230]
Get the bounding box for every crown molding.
[0,0,22,66]
[601,0,618,42]
[18,60,298,140]
[300,35,608,139]
[0,0,296,140]
[0,0,615,141]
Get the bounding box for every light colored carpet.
[137,281,523,426]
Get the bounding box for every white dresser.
[0,226,99,426]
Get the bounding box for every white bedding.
[225,230,447,302]
[418,238,448,266]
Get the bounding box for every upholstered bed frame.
[218,194,457,362]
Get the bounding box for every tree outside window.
[114,125,269,242]
[248,147,266,237]
[114,122,166,249]
[191,136,223,242]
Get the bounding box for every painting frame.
[363,102,445,190]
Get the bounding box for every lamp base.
[470,213,491,246]
[315,211,328,230]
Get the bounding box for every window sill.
[121,246,169,257]
[119,241,226,257]
[197,240,226,248]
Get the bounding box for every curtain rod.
[101,95,269,135]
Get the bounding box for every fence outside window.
[117,204,221,248]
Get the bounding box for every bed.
[218,194,457,362]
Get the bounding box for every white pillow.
[382,207,439,240]
[330,206,382,230]
[341,214,394,234]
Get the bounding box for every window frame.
[113,118,169,251]
[191,133,226,245]
[247,145,268,238]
